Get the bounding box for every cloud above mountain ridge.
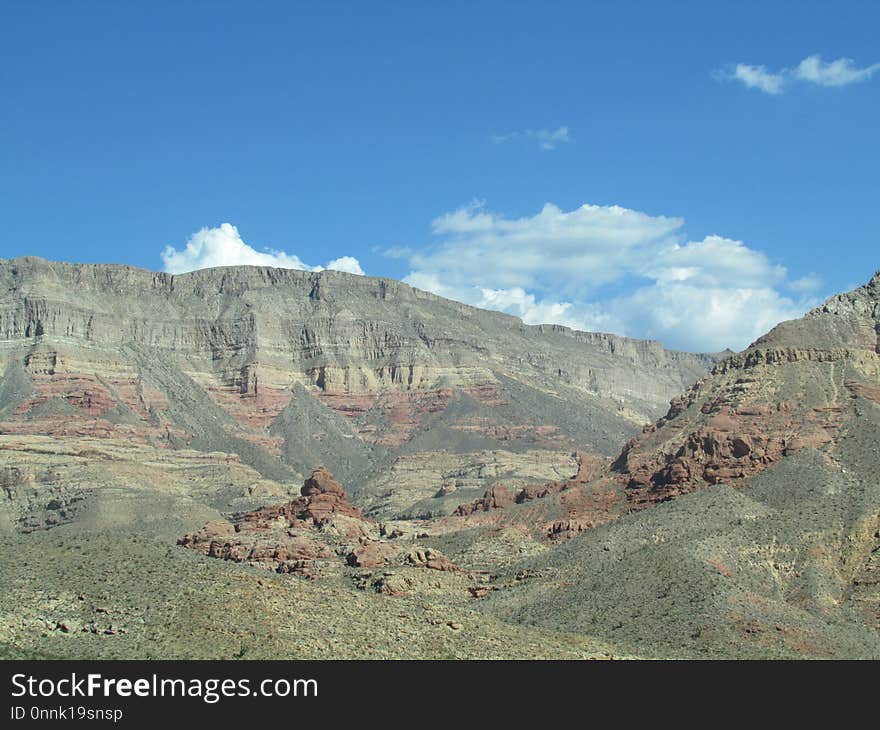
[161,223,364,276]
[159,203,820,354]
[402,201,818,352]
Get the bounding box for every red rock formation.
[204,378,293,432]
[543,479,623,541]
[301,466,346,497]
[464,383,506,406]
[346,541,401,568]
[177,519,235,547]
[347,542,458,571]
[178,518,334,577]
[180,466,464,579]
[545,519,593,541]
[179,467,371,576]
[404,547,459,572]
[452,453,608,515]
[619,403,842,508]
[453,484,516,516]
[318,389,455,447]
[236,466,367,530]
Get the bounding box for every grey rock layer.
[0,256,719,519]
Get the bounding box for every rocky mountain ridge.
[2,260,879,659]
[0,256,718,526]
[479,268,880,657]
[611,268,880,508]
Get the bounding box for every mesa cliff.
[2,258,879,660]
[0,256,717,529]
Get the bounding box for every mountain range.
[0,256,877,659]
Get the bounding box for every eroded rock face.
[179,467,460,577]
[301,466,346,497]
[0,255,715,426]
[404,547,458,572]
[453,484,516,516]
[608,271,880,509]
[178,514,336,578]
[0,256,719,526]
[451,453,607,516]
[485,268,880,658]
[611,372,853,507]
[177,519,234,546]
[234,465,366,533]
[346,541,401,568]
[178,467,370,576]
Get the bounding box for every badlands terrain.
[0,256,878,659]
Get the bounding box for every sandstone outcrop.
[346,541,401,568]
[608,270,880,508]
[235,465,366,533]
[179,467,370,576]
[453,484,516,516]
[451,453,607,516]
[404,547,458,572]
[179,467,461,577]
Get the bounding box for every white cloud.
[478,287,573,323]
[491,126,571,150]
[794,54,880,87]
[377,245,413,259]
[421,200,682,295]
[789,273,822,293]
[478,287,619,333]
[324,256,365,275]
[643,235,787,289]
[718,54,880,93]
[607,283,805,353]
[534,127,571,150]
[161,223,364,276]
[730,64,785,94]
[403,201,816,352]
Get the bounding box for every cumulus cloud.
[401,201,816,352]
[324,256,365,275]
[491,126,571,150]
[717,54,880,93]
[422,200,682,295]
[642,235,787,289]
[606,282,805,353]
[161,223,364,275]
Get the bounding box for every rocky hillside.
[614,269,880,507]
[0,256,716,528]
[3,258,879,660]
[483,270,880,658]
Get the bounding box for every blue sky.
[1,1,878,351]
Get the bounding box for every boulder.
[347,541,401,569]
